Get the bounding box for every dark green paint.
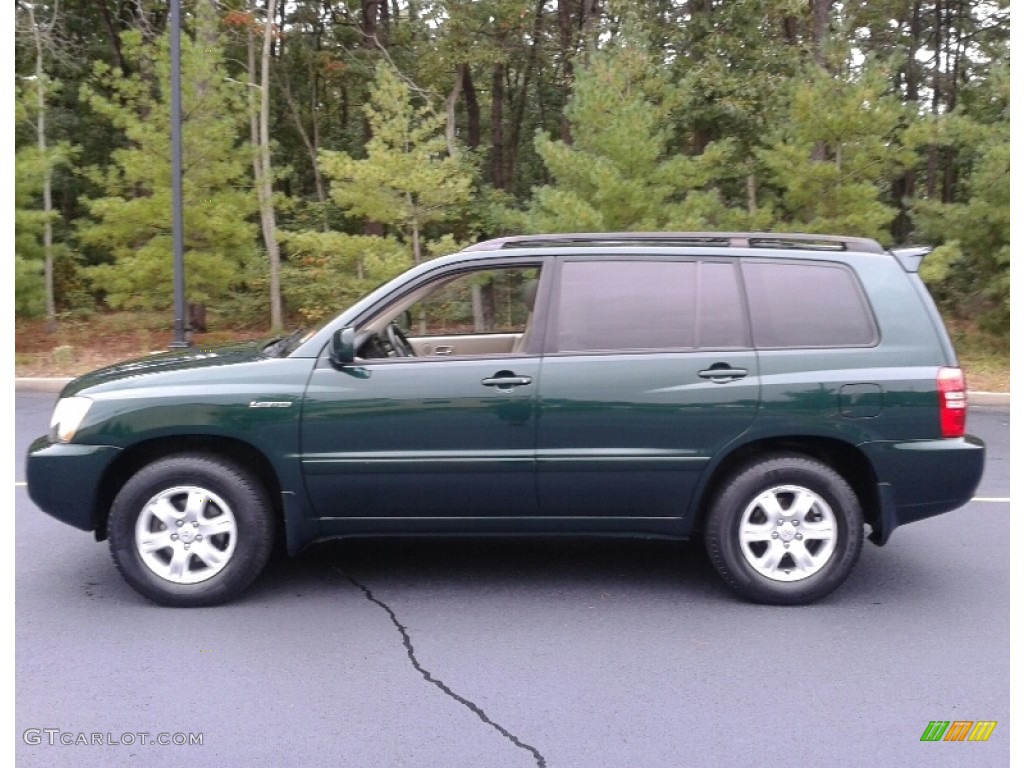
[26,241,985,554]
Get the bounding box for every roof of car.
[463,232,887,255]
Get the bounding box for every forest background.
[13,0,1010,388]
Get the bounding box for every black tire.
[704,455,864,605]
[108,454,275,607]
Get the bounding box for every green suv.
[26,232,985,606]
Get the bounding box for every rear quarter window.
[741,260,877,348]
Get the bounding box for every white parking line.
[15,482,26,487]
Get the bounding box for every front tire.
[108,454,275,607]
[704,455,864,605]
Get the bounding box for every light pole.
[168,0,189,348]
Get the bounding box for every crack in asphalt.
[331,565,547,768]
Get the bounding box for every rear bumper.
[26,436,121,532]
[864,435,986,545]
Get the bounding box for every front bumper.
[25,436,122,532]
[864,434,986,545]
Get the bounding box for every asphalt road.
[15,392,1010,768]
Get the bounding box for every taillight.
[937,367,967,437]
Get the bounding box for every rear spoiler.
[890,246,934,273]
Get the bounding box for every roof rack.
[465,232,887,255]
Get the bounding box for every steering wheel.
[385,322,415,357]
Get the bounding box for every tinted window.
[698,262,749,349]
[742,261,876,348]
[554,260,748,352]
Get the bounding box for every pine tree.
[754,63,915,241]
[319,64,475,265]
[512,37,740,233]
[910,65,1009,333]
[15,139,49,317]
[79,13,257,311]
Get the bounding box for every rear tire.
[108,454,274,607]
[704,455,863,605]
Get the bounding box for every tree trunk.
[362,1,380,49]
[444,68,462,158]
[890,0,922,243]
[926,0,943,198]
[809,0,832,69]
[557,0,574,144]
[362,0,384,238]
[410,205,425,334]
[97,1,129,75]
[281,74,327,218]
[943,1,964,203]
[471,280,496,332]
[461,63,481,150]
[581,0,600,57]
[28,2,57,332]
[782,13,799,45]
[490,62,506,189]
[808,0,833,161]
[254,0,283,331]
[507,0,546,186]
[471,284,484,332]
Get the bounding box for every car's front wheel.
[704,455,864,605]
[108,455,274,607]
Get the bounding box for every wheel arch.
[93,435,285,545]
[689,435,881,536]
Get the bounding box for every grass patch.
[947,321,1010,393]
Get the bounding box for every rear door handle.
[697,366,748,382]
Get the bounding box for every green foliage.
[911,116,1009,333]
[78,16,257,310]
[15,145,48,316]
[510,38,741,233]
[15,87,79,317]
[319,65,475,261]
[15,255,46,316]
[11,0,1011,336]
[669,0,803,152]
[755,63,914,242]
[281,232,409,323]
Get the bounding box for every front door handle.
[697,366,748,383]
[481,372,533,389]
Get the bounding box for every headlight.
[49,397,93,443]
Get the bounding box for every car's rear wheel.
[704,455,864,605]
[108,455,274,607]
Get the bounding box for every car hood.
[61,340,269,397]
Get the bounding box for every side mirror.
[329,327,356,366]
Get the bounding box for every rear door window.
[552,260,749,352]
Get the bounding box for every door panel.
[301,357,539,518]
[536,351,759,518]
